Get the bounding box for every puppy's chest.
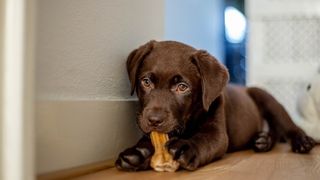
[181,114,209,138]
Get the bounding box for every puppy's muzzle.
[145,108,168,127]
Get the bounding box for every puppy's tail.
[247,87,315,153]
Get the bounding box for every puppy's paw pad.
[291,135,315,154]
[253,132,273,152]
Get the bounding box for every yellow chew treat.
[150,131,180,172]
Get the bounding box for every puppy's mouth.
[167,125,184,138]
[137,115,185,138]
[144,125,184,139]
[141,124,184,137]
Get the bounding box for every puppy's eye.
[141,77,152,88]
[175,83,189,93]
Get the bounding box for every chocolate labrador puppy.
[115,40,315,171]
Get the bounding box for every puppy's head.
[127,40,229,134]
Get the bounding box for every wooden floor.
[75,144,320,180]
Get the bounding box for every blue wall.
[165,0,225,63]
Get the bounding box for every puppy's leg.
[247,87,315,153]
[115,135,154,171]
[166,96,228,170]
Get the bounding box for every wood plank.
[75,144,320,180]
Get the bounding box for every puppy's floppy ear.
[191,50,229,111]
[127,40,156,95]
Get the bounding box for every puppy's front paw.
[166,138,200,170]
[115,146,153,171]
[291,134,315,154]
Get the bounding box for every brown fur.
[116,40,315,171]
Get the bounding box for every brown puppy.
[115,40,315,171]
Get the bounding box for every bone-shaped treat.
[150,131,180,172]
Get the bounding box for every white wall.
[165,0,225,62]
[36,0,164,100]
[0,0,4,177]
[1,0,35,179]
[35,0,164,174]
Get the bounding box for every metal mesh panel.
[263,16,320,64]
[248,0,320,120]
[259,79,309,118]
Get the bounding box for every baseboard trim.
[37,159,114,180]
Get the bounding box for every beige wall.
[35,0,164,174]
[36,101,141,173]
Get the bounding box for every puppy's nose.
[147,111,166,127]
